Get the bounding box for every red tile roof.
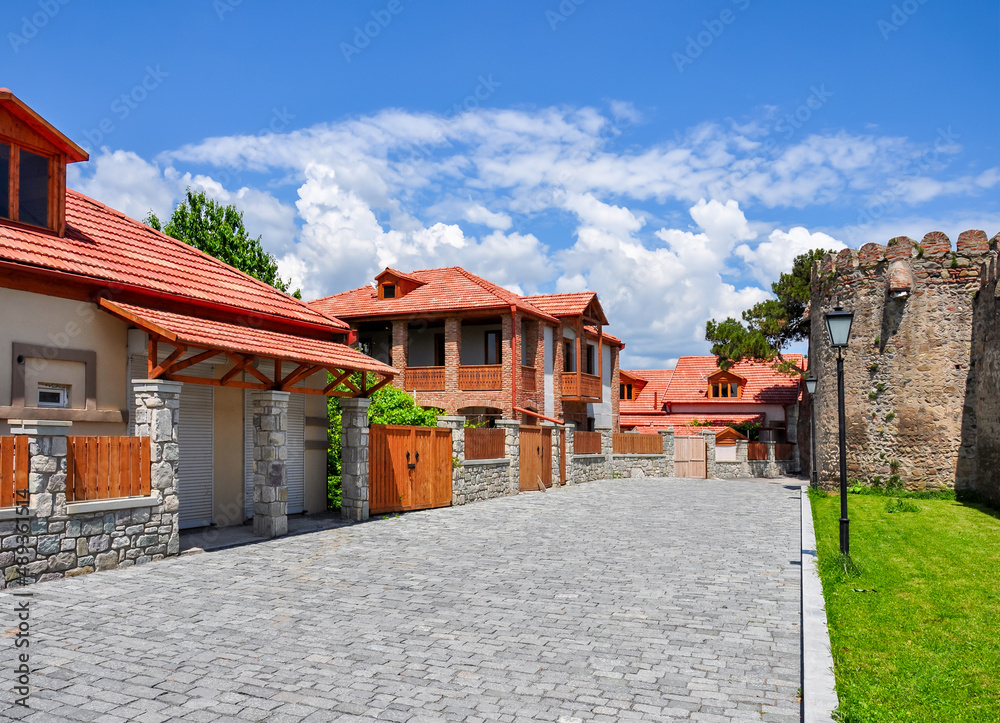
[623,413,765,436]
[664,356,803,404]
[310,266,559,323]
[102,301,396,375]
[620,369,674,415]
[584,325,623,348]
[0,189,348,331]
[523,292,609,325]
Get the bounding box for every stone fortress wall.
[809,230,992,491]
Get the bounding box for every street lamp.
[824,306,854,556]
[805,376,818,489]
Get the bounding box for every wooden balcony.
[521,365,537,394]
[404,366,445,391]
[561,372,602,401]
[459,365,502,391]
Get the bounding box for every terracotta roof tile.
[0,189,348,330]
[620,369,674,415]
[310,266,558,322]
[104,301,396,375]
[522,292,596,317]
[621,413,765,436]
[663,356,803,405]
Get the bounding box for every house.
[308,268,624,430]
[0,89,395,546]
[620,355,804,444]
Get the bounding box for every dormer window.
[620,383,633,400]
[381,283,396,299]
[374,267,426,300]
[0,140,53,230]
[707,370,745,399]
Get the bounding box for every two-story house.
[620,355,804,442]
[309,267,623,430]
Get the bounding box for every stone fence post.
[437,416,465,505]
[766,440,779,478]
[659,428,675,477]
[495,419,520,494]
[340,397,371,521]
[563,422,576,485]
[736,438,751,477]
[700,430,717,479]
[251,390,289,538]
[597,425,613,479]
[134,380,181,553]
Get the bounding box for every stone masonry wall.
[957,236,1000,507]
[610,455,669,478]
[810,231,991,490]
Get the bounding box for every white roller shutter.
[244,386,306,517]
[178,369,214,529]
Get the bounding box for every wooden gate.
[519,426,552,491]
[674,435,707,478]
[369,425,452,514]
[0,437,29,508]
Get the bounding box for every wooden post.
[576,317,582,400]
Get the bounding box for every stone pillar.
[252,390,289,538]
[540,421,558,486]
[560,422,575,485]
[340,397,371,521]
[766,440,780,478]
[597,424,613,479]
[736,438,751,477]
[785,404,800,474]
[501,313,515,418]
[700,430,717,479]
[134,380,181,555]
[391,320,408,389]
[438,416,465,505]
[495,419,520,494]
[659,428,675,477]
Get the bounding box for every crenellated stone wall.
[810,230,991,491]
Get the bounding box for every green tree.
[705,248,831,371]
[145,189,297,296]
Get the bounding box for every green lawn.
[810,489,1000,722]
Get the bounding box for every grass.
[810,487,1000,722]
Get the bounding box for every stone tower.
[809,230,991,490]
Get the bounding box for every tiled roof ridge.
[66,189,347,330]
[451,266,556,321]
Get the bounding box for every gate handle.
[406,450,417,470]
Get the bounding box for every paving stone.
[0,478,800,721]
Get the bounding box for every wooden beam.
[220,356,252,385]
[163,349,217,376]
[365,375,393,396]
[150,344,187,379]
[279,364,321,390]
[99,298,178,342]
[147,338,158,378]
[242,359,273,387]
[323,369,353,394]
[274,359,282,388]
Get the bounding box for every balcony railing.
[521,365,537,394]
[404,366,445,391]
[561,372,602,401]
[459,365,502,391]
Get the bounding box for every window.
[620,383,633,401]
[485,330,501,365]
[434,333,445,366]
[19,148,49,227]
[382,283,396,299]
[37,384,68,408]
[710,381,741,398]
[563,340,574,372]
[0,143,9,219]
[585,345,596,375]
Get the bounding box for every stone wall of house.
[956,239,1000,508]
[810,231,990,490]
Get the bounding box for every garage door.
[245,390,305,518]
[178,379,214,529]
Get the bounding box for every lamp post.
[805,376,818,488]
[824,306,854,556]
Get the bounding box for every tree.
[705,248,831,371]
[145,189,297,296]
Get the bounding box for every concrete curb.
[801,485,839,722]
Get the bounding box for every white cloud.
[735,227,846,286]
[462,203,512,230]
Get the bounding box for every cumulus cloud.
[735,227,846,287]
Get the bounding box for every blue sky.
[6,0,1000,367]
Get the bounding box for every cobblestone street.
[1,478,802,722]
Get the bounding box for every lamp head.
[824,307,854,348]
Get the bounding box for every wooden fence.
[748,442,796,461]
[574,431,602,455]
[465,427,505,460]
[612,433,662,455]
[0,437,29,508]
[67,437,151,502]
[776,443,795,460]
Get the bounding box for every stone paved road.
[0,478,802,722]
